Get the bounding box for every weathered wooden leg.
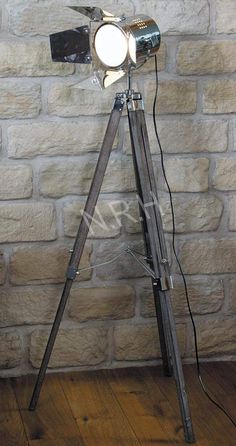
[29,95,124,411]
[128,114,172,377]
[128,99,195,443]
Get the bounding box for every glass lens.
[95,24,128,68]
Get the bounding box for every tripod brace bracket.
[116,91,144,111]
[66,265,78,280]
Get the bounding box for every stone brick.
[114,323,186,361]
[144,81,197,115]
[48,83,123,117]
[229,196,236,231]
[162,194,223,233]
[95,240,148,281]
[213,159,236,191]
[122,201,142,234]
[179,239,236,274]
[164,158,209,192]
[228,279,236,314]
[68,285,135,322]
[0,165,32,199]
[177,41,236,75]
[234,122,236,151]
[30,327,108,368]
[124,119,228,154]
[10,245,92,285]
[203,80,236,114]
[0,251,6,285]
[8,1,134,36]
[0,286,61,327]
[0,41,74,77]
[40,159,135,198]
[40,160,95,198]
[0,332,22,369]
[124,195,223,234]
[63,200,122,238]
[7,119,115,159]
[153,119,228,154]
[0,81,41,118]
[102,159,136,193]
[0,203,56,243]
[140,278,224,318]
[216,0,236,34]
[190,317,236,356]
[142,0,209,35]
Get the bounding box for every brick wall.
[0,0,236,377]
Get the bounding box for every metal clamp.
[66,266,78,280]
[127,92,144,111]
[160,275,174,291]
[116,91,144,112]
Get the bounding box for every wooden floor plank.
[146,365,214,446]
[183,365,236,445]
[29,439,84,446]
[59,370,141,446]
[0,378,29,446]
[105,367,180,445]
[1,363,235,446]
[202,362,236,419]
[203,361,236,395]
[227,360,236,376]
[140,366,192,444]
[12,374,84,446]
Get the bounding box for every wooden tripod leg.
[28,95,124,411]
[128,115,172,377]
[137,109,195,443]
[152,281,173,376]
[128,106,195,443]
[161,289,196,443]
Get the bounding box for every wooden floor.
[1,362,236,446]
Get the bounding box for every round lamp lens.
[95,24,128,68]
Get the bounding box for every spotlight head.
[50,7,161,89]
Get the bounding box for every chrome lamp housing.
[50,6,161,89]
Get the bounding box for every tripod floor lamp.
[29,7,196,444]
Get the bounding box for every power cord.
[153,54,236,429]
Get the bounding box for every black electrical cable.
[152,54,236,429]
